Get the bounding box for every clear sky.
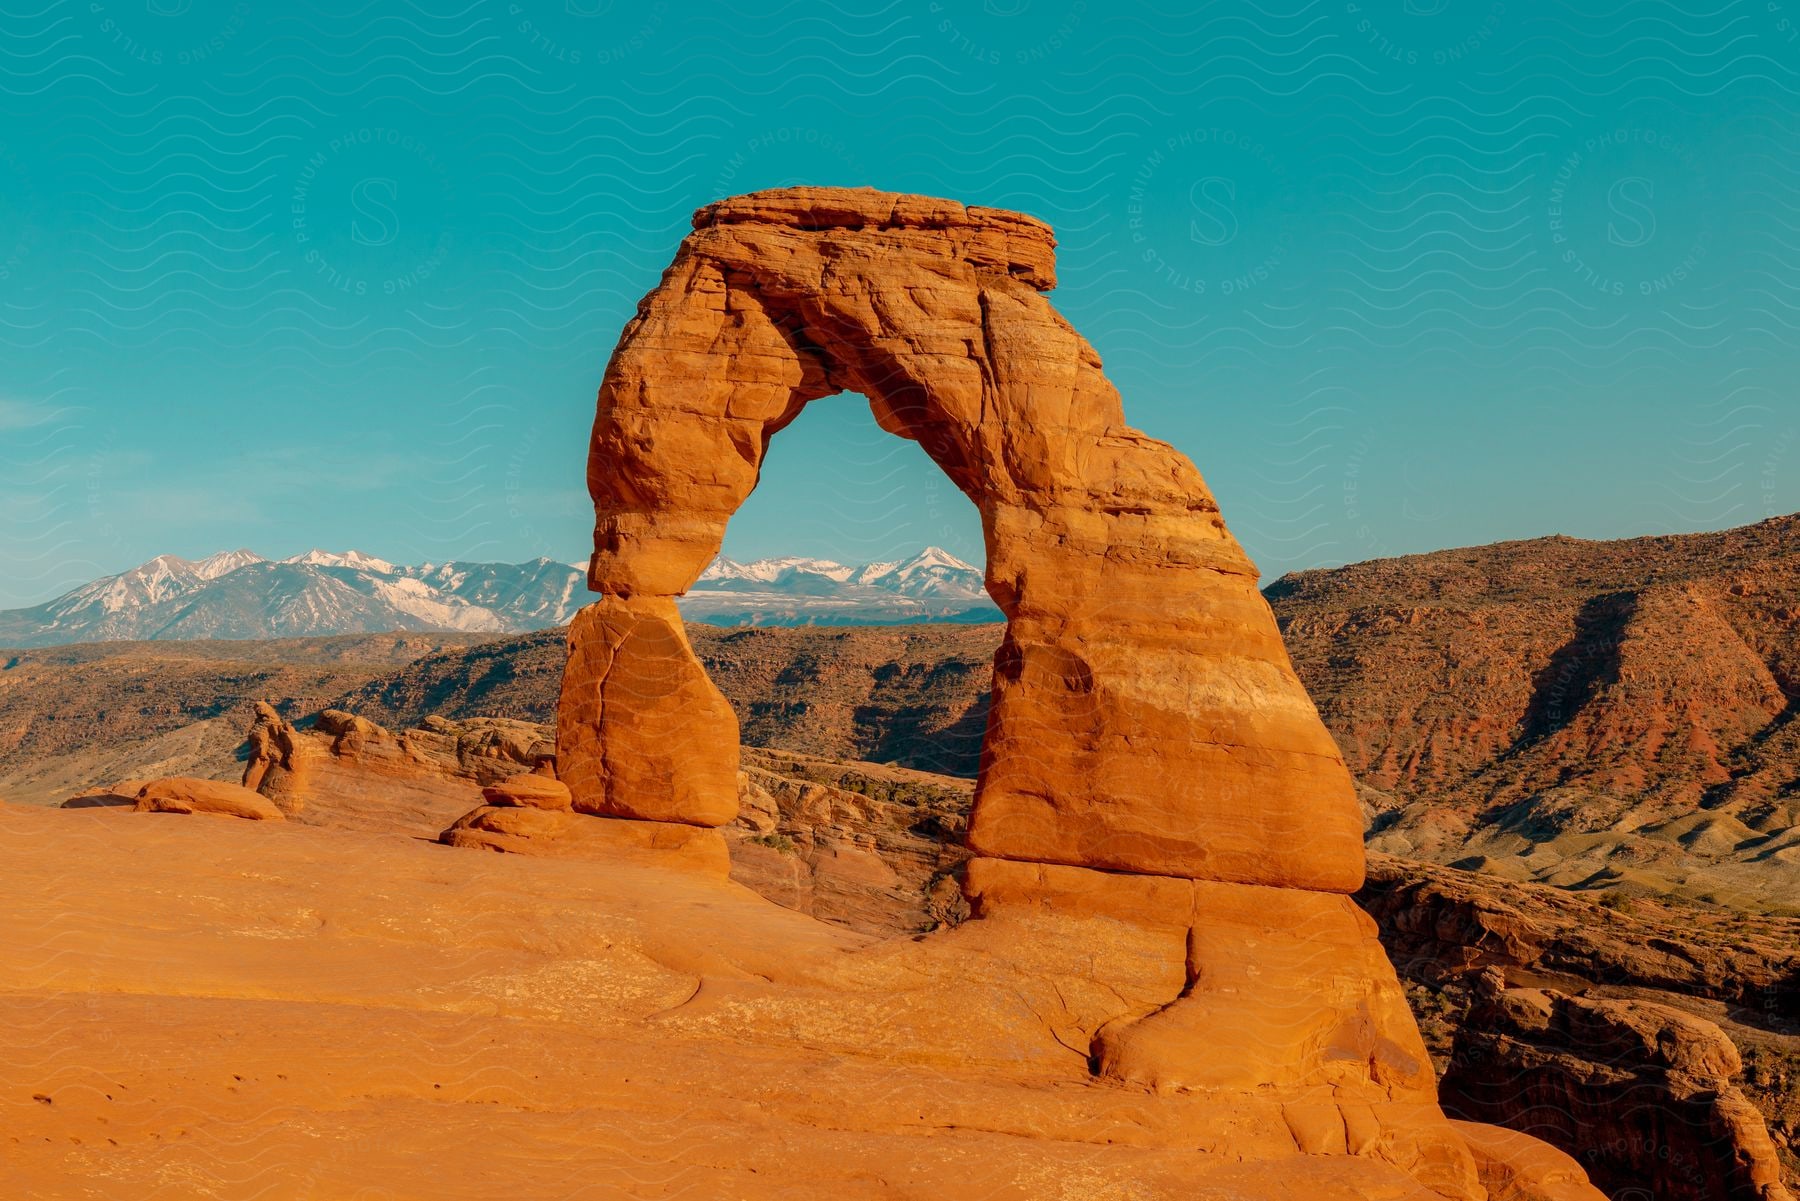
[1,1,1796,608]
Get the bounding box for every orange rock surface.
[567,185,1361,889]
[556,597,738,826]
[244,703,552,836]
[0,802,1594,1199]
[0,190,1608,1200]
[133,776,285,820]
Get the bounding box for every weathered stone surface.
[1443,970,1795,1201]
[134,776,284,821]
[1093,872,1436,1096]
[439,805,729,876]
[556,597,737,826]
[1451,1121,1610,1201]
[246,703,553,836]
[482,774,572,810]
[730,746,971,935]
[568,185,1360,889]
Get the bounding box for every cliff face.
[1441,974,1795,1201]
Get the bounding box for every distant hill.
[327,622,1000,781]
[0,547,999,648]
[0,632,496,806]
[1269,513,1799,908]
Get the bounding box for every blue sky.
[1,1,1797,607]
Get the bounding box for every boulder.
[134,777,284,821]
[439,804,728,877]
[245,704,553,836]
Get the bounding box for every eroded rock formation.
[1444,971,1795,1201]
[566,185,1361,889]
[244,702,552,835]
[132,776,285,820]
[540,186,1603,1197]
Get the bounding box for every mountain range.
[684,545,995,625]
[0,547,997,647]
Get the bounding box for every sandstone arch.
[536,190,1607,1197]
[560,186,1365,892]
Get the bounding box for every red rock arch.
[559,187,1363,892]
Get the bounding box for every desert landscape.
[2,187,1795,1201]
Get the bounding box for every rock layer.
[565,185,1361,889]
[133,776,285,821]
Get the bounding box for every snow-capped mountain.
[682,547,996,625]
[0,551,585,647]
[282,549,397,574]
[696,556,859,585]
[0,547,997,647]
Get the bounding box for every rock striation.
[542,186,1601,1197]
[1271,514,1800,909]
[132,776,284,820]
[244,702,552,836]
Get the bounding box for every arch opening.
[691,387,989,607]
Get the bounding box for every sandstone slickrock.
[1,797,1606,1199]
[133,776,284,821]
[439,805,730,876]
[1443,970,1796,1201]
[569,185,1361,889]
